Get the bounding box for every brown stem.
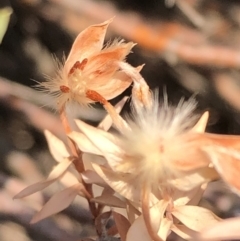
[96,203,105,215]
[58,105,98,217]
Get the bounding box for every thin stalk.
[59,105,98,217]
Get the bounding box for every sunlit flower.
[72,96,215,200]
[41,18,135,109]
[70,98,220,241]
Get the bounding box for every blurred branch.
[29,0,240,69]
[0,77,55,108]
[0,173,84,241]
[175,0,205,29]
[9,96,67,142]
[213,72,240,111]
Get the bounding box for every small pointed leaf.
[14,158,72,199]
[172,205,221,232]
[47,158,73,180]
[157,218,172,241]
[92,193,126,208]
[98,96,129,131]
[74,119,122,166]
[171,224,197,240]
[191,111,209,133]
[30,184,82,223]
[68,131,101,155]
[81,170,106,187]
[44,130,69,162]
[112,211,131,241]
[92,163,141,204]
[126,200,168,241]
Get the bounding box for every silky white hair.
[114,92,199,194]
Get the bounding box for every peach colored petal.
[169,167,218,191]
[60,169,80,187]
[65,18,113,74]
[98,96,129,131]
[92,163,141,204]
[13,180,57,200]
[84,42,135,82]
[126,200,168,241]
[126,215,152,241]
[126,201,141,224]
[203,144,240,195]
[198,217,240,240]
[82,153,106,167]
[157,218,172,241]
[30,183,83,223]
[167,138,210,172]
[92,193,126,208]
[14,158,72,199]
[68,131,102,155]
[91,161,159,205]
[44,130,69,163]
[112,211,131,241]
[81,170,106,187]
[118,61,152,109]
[6,178,44,208]
[45,157,73,180]
[172,206,221,232]
[74,119,122,165]
[171,224,197,240]
[191,111,209,133]
[92,71,132,101]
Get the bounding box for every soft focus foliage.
[0,7,12,43]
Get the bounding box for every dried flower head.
[110,96,212,195]
[71,96,221,241]
[72,94,215,203]
[41,18,135,109]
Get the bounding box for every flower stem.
[59,105,99,217]
[86,89,130,132]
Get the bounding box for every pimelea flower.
[70,97,220,241]
[72,96,214,199]
[41,18,135,109]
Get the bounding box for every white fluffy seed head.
[115,95,199,193]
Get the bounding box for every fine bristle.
[129,93,198,138]
[115,93,198,191]
[37,56,91,110]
